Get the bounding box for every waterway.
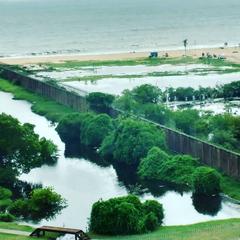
[0,91,239,231]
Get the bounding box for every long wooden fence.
[0,66,239,179]
[0,66,89,112]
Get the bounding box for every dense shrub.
[80,114,113,148]
[0,213,15,222]
[0,187,12,200]
[157,155,199,186]
[56,113,84,144]
[193,167,222,196]
[8,199,29,218]
[86,92,115,112]
[138,147,170,180]
[143,200,164,224]
[100,118,166,166]
[90,195,164,235]
[0,113,58,176]
[132,84,161,104]
[9,187,66,221]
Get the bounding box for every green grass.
[43,56,200,69]
[0,222,61,239]
[0,219,239,240]
[0,222,33,232]
[90,219,240,240]
[222,175,240,201]
[0,233,44,240]
[0,78,77,122]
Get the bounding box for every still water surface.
[0,91,239,230]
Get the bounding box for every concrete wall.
[1,66,240,179]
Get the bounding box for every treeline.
[0,113,66,222]
[114,84,240,152]
[122,81,240,103]
[164,80,240,102]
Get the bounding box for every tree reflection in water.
[65,143,223,216]
[192,194,222,216]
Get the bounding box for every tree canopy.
[0,113,57,177]
[90,195,164,235]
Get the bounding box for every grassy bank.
[0,219,239,240]
[90,219,240,240]
[0,78,77,122]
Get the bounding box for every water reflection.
[0,91,239,229]
[192,194,222,216]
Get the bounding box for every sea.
[0,0,240,57]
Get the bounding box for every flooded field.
[61,72,240,95]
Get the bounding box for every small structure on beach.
[149,51,158,58]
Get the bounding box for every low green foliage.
[57,112,113,148]
[221,175,240,200]
[9,187,66,221]
[0,113,57,184]
[86,92,115,113]
[138,147,170,180]
[193,167,222,196]
[100,118,166,166]
[138,148,199,187]
[158,155,199,187]
[90,195,164,235]
[90,218,240,240]
[81,114,113,148]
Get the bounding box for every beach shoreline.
[0,46,240,65]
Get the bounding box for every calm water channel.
[0,91,239,231]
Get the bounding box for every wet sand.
[0,46,240,65]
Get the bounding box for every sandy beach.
[1,46,240,65]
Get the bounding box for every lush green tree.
[193,167,222,196]
[0,213,15,222]
[28,187,67,220]
[56,113,85,144]
[114,90,137,112]
[90,195,164,235]
[80,114,113,148]
[143,212,158,231]
[138,147,170,180]
[9,187,67,221]
[0,187,12,212]
[103,118,166,165]
[157,155,199,186]
[222,81,240,99]
[143,104,172,125]
[174,87,195,101]
[173,109,200,135]
[143,200,164,224]
[132,84,161,104]
[0,114,57,177]
[87,92,115,113]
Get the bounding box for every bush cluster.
[8,187,66,221]
[57,113,166,166]
[57,112,113,148]
[90,195,164,235]
[138,147,222,195]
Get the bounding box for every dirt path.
[0,228,30,236]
